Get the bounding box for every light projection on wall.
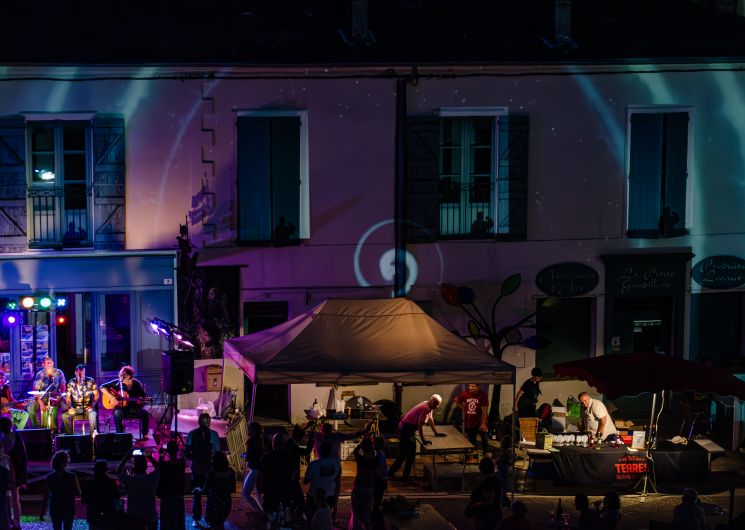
[354,219,443,295]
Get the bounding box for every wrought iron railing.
[438,180,494,237]
[28,186,92,248]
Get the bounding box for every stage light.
[179,339,195,348]
[56,315,66,325]
[1,313,19,327]
[21,297,34,309]
[56,298,67,308]
[39,297,52,309]
[6,302,17,311]
[148,321,160,334]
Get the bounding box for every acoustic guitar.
[102,388,152,410]
[0,397,28,415]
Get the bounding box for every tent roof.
[224,298,515,385]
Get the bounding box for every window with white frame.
[406,109,528,242]
[28,121,92,247]
[236,111,310,245]
[627,108,691,238]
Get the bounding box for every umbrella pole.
[647,392,658,450]
[511,380,517,503]
[249,383,257,423]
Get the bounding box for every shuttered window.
[237,113,309,245]
[627,111,690,238]
[406,113,528,242]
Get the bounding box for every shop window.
[99,293,131,373]
[690,292,745,368]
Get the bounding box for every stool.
[72,417,90,435]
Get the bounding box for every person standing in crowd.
[41,450,80,530]
[672,488,707,530]
[243,422,270,512]
[312,422,364,461]
[372,436,388,513]
[574,494,601,530]
[310,487,333,530]
[258,433,297,514]
[185,412,220,528]
[157,441,186,530]
[28,356,66,433]
[0,371,28,430]
[63,364,99,435]
[464,457,502,530]
[304,441,341,520]
[195,451,235,530]
[348,438,377,530]
[81,459,122,530]
[388,394,446,482]
[598,491,621,530]
[0,446,12,530]
[578,392,618,442]
[117,449,160,530]
[499,501,533,530]
[101,366,150,440]
[514,368,542,419]
[0,416,27,530]
[455,383,490,454]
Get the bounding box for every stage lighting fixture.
[6,302,17,310]
[56,298,67,308]
[39,297,52,309]
[20,297,34,309]
[56,315,67,325]
[1,313,19,327]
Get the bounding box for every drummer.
[27,356,66,433]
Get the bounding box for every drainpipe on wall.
[394,76,408,298]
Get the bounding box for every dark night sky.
[2,0,744,64]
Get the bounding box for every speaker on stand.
[156,350,194,446]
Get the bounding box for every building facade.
[1,63,744,435]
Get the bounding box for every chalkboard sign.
[691,255,745,289]
[535,263,599,297]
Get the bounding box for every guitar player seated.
[63,364,99,435]
[101,365,150,440]
[0,370,29,429]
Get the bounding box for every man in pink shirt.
[388,394,446,481]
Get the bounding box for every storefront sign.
[691,255,745,289]
[535,263,599,297]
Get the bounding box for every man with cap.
[63,364,99,435]
[388,394,446,482]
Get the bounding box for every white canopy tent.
[223,298,515,419]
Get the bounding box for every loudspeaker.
[94,433,133,460]
[55,435,93,463]
[162,350,194,395]
[18,428,53,460]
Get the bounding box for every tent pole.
[249,383,257,424]
[511,376,517,503]
[217,352,227,417]
[647,392,657,450]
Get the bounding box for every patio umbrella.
[554,353,745,400]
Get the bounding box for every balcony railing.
[28,186,92,248]
[438,180,494,238]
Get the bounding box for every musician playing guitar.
[28,356,66,433]
[101,365,150,440]
[63,364,99,435]
[0,370,29,429]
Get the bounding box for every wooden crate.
[519,418,538,443]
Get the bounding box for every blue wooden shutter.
[0,116,28,252]
[237,116,272,242]
[92,116,126,250]
[405,117,440,242]
[497,114,528,239]
[628,113,663,236]
[662,112,688,236]
[270,117,301,245]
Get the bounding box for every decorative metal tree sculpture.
[441,274,552,424]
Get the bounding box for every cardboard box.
[536,431,553,450]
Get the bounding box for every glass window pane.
[472,118,492,146]
[63,123,86,151]
[472,147,492,175]
[32,154,56,183]
[100,294,131,373]
[441,119,462,147]
[31,124,54,151]
[63,154,86,182]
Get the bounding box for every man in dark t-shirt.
[455,383,490,453]
[514,367,543,418]
[100,365,150,439]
